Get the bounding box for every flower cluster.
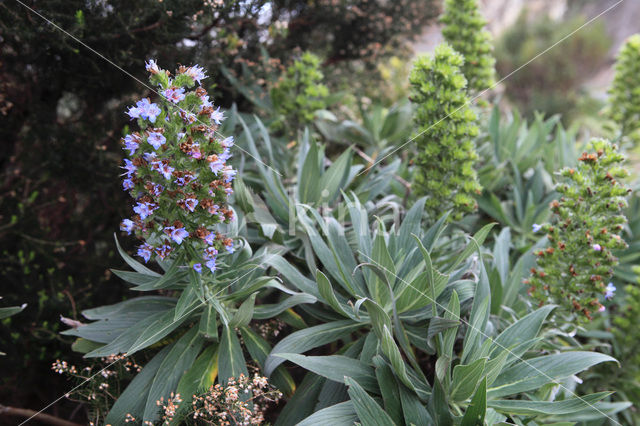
[154,374,281,425]
[409,43,482,222]
[440,0,496,93]
[120,61,236,273]
[526,139,630,320]
[606,34,640,145]
[52,355,142,425]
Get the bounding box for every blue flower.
[204,246,218,260]
[159,163,175,180]
[204,232,215,245]
[210,107,225,125]
[225,241,235,254]
[185,65,207,85]
[123,134,140,155]
[171,227,189,244]
[122,159,137,177]
[137,243,153,263]
[128,98,161,123]
[209,158,225,175]
[122,178,134,191]
[206,258,217,273]
[120,219,135,235]
[193,263,203,274]
[134,201,156,220]
[184,197,198,212]
[145,59,160,74]
[147,132,166,150]
[605,282,616,300]
[162,87,186,103]
[532,223,542,233]
[221,136,234,148]
[222,166,237,183]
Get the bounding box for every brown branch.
[0,405,83,426]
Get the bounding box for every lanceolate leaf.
[143,327,204,421]
[275,353,378,394]
[461,377,486,426]
[105,345,171,424]
[218,325,248,386]
[487,392,612,416]
[265,320,362,376]
[488,352,617,398]
[450,358,487,402]
[345,377,397,426]
[297,401,358,426]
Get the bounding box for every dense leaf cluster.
[607,34,640,144]
[409,43,482,221]
[527,139,630,320]
[440,0,496,93]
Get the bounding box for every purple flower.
[592,244,602,252]
[155,244,172,260]
[159,163,175,180]
[147,132,166,150]
[128,98,161,123]
[200,94,213,110]
[122,178,134,191]
[532,223,542,233]
[222,166,236,183]
[163,87,185,103]
[219,148,232,162]
[184,197,198,212]
[120,219,135,235]
[134,201,156,220]
[145,59,160,74]
[209,159,225,175]
[122,159,137,177]
[137,243,153,263]
[144,152,158,162]
[225,187,233,196]
[605,282,616,300]
[149,183,164,197]
[210,107,224,125]
[123,134,140,155]
[221,136,234,149]
[204,246,218,260]
[204,232,215,245]
[205,258,217,273]
[185,65,207,84]
[598,305,606,312]
[193,263,203,274]
[225,241,235,254]
[167,226,189,244]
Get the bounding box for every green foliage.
[440,0,496,93]
[271,52,329,134]
[263,197,619,424]
[606,34,640,144]
[409,43,482,221]
[527,139,630,320]
[612,283,640,403]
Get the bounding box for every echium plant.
[270,52,329,134]
[119,60,236,274]
[526,139,630,320]
[440,0,496,93]
[410,43,482,221]
[613,283,640,401]
[606,34,640,144]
